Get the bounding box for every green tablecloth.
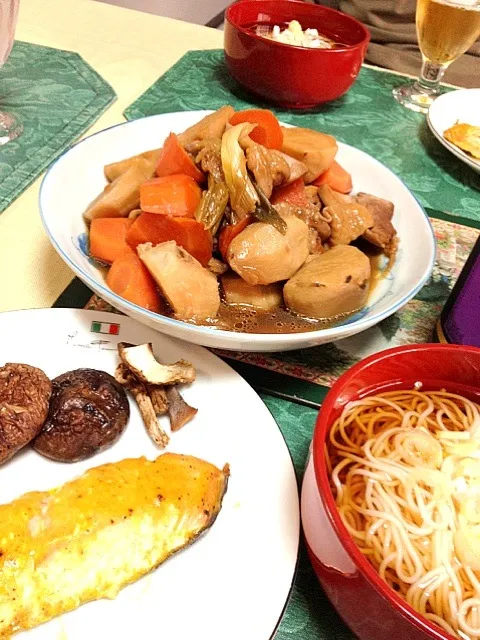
[0,41,116,213]
[261,395,355,639]
[125,49,479,220]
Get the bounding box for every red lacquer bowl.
[223,0,370,108]
[302,344,480,640]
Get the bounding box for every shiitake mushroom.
[33,368,129,463]
[0,363,52,464]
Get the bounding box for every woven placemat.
[0,41,116,213]
[124,49,479,219]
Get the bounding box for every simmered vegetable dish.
[84,106,398,334]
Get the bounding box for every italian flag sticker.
[91,321,120,336]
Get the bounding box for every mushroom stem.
[149,385,169,416]
[114,364,169,448]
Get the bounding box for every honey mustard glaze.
[0,453,229,638]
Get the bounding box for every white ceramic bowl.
[39,110,435,352]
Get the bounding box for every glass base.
[0,111,23,145]
[392,81,440,114]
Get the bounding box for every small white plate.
[0,308,299,640]
[427,88,480,174]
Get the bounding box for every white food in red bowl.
[39,110,435,352]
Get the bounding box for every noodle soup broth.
[309,344,480,640]
[325,387,480,640]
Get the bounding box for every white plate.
[0,308,299,640]
[39,110,435,352]
[427,88,480,174]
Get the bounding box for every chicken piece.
[84,159,154,221]
[118,342,196,386]
[308,228,325,254]
[304,185,320,205]
[444,122,480,159]
[240,135,307,193]
[276,151,308,183]
[227,214,309,286]
[177,106,235,147]
[190,138,225,183]
[221,272,283,311]
[244,143,290,198]
[280,127,338,182]
[275,201,332,244]
[208,257,228,276]
[283,245,371,319]
[317,184,352,207]
[166,387,198,432]
[104,149,161,183]
[355,192,397,256]
[0,453,229,638]
[326,202,373,246]
[138,241,220,322]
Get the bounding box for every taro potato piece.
[84,158,154,221]
[227,215,309,286]
[33,369,129,463]
[283,245,371,320]
[221,272,283,311]
[0,363,51,464]
[138,241,220,322]
[177,106,235,147]
[104,149,162,183]
[280,127,338,183]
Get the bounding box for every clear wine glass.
[393,0,480,114]
[0,0,23,145]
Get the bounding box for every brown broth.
[92,245,388,336]
[196,252,385,335]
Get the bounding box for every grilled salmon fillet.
[0,453,229,638]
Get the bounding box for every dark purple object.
[438,235,480,347]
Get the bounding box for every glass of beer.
[393,0,480,113]
[0,0,22,145]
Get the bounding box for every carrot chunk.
[140,174,202,217]
[155,133,204,183]
[229,109,283,150]
[271,178,309,207]
[126,212,212,267]
[218,217,251,263]
[106,249,163,313]
[89,218,134,264]
[312,160,353,194]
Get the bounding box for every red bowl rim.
[225,0,370,54]
[312,343,480,640]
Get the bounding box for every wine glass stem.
[414,58,448,94]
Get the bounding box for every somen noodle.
[327,389,480,640]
